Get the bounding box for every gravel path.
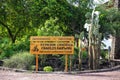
[0,70,120,80]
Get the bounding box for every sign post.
[36,54,38,72]
[65,54,68,72]
[30,36,74,72]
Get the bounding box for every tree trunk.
[0,20,23,43]
[78,39,82,70]
[114,0,120,9]
[112,0,120,59]
[111,35,120,59]
[88,29,92,69]
[92,44,95,69]
[96,33,102,69]
[114,36,120,59]
[111,36,116,59]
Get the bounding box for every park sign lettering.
[30,36,74,54]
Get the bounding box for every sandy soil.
[0,70,120,80]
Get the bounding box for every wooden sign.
[30,36,74,54]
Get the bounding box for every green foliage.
[37,17,64,36]
[30,65,36,71]
[0,49,14,60]
[0,38,13,59]
[85,12,91,19]
[0,0,89,43]
[73,47,79,59]
[67,0,89,8]
[75,31,85,40]
[74,47,88,59]
[0,37,30,59]
[82,51,88,59]
[99,7,120,36]
[43,66,53,72]
[101,50,108,59]
[0,0,32,43]
[3,52,34,70]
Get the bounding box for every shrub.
[30,65,36,70]
[82,51,88,59]
[43,66,53,72]
[3,52,35,70]
[101,50,108,59]
[0,38,30,60]
[0,38,14,60]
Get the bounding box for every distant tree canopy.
[98,6,120,37]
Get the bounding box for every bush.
[30,65,36,70]
[0,38,14,60]
[82,51,88,59]
[3,52,35,70]
[43,66,53,72]
[0,48,15,60]
[101,50,108,59]
[0,38,30,60]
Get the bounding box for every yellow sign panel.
[30,36,74,54]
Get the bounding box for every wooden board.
[30,36,74,54]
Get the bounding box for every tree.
[99,0,120,59]
[0,0,88,43]
[0,0,31,43]
[114,0,120,9]
[37,17,64,36]
[112,0,120,59]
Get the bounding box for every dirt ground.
[0,70,120,80]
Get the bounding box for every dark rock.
[0,60,3,66]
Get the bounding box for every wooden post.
[78,39,82,70]
[36,54,39,72]
[65,54,68,72]
[69,55,72,71]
